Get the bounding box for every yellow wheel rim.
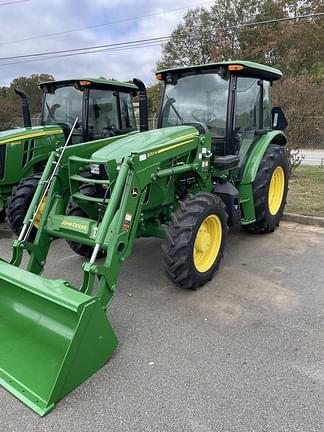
[193,214,222,273]
[268,166,285,216]
[33,195,48,229]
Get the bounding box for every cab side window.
[88,89,119,138]
[235,77,261,132]
[120,92,137,130]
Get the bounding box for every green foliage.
[158,7,214,69]
[159,0,324,77]
[273,76,324,149]
[0,73,54,130]
[147,83,162,114]
[158,0,324,148]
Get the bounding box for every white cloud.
[0,0,210,86]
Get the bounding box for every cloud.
[0,0,209,87]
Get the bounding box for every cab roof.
[157,60,282,81]
[39,78,138,92]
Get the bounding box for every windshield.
[161,73,229,138]
[42,85,83,125]
[42,85,83,143]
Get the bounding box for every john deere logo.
[131,187,139,197]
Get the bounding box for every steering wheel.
[191,109,205,123]
[46,103,61,121]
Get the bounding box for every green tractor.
[0,77,147,231]
[0,61,288,415]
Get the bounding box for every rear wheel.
[162,192,227,289]
[6,174,41,236]
[245,144,288,233]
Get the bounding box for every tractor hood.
[91,126,199,164]
[0,125,63,145]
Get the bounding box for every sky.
[0,0,212,87]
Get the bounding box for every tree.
[159,0,324,77]
[239,0,324,76]
[158,7,215,69]
[159,0,262,68]
[147,82,162,115]
[0,73,54,130]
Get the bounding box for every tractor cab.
[156,61,287,172]
[39,78,138,144]
[1,77,147,228]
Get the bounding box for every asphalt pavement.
[300,149,324,166]
[0,221,323,432]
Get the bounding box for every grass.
[286,165,324,217]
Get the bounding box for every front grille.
[22,139,35,167]
[0,144,6,180]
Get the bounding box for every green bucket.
[0,261,117,416]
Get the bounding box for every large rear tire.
[6,173,41,236]
[245,144,288,233]
[161,192,228,289]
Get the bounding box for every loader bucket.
[0,261,118,416]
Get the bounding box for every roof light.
[79,80,92,86]
[228,65,245,71]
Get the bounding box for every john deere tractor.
[0,61,288,415]
[0,77,147,231]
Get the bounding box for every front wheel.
[66,205,104,259]
[161,192,228,289]
[245,144,288,233]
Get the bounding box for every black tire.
[0,209,5,223]
[6,173,41,237]
[161,192,228,289]
[66,205,104,259]
[245,144,288,234]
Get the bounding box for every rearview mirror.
[272,107,288,130]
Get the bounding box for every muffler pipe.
[14,88,31,128]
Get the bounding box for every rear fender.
[240,131,287,185]
[238,131,287,225]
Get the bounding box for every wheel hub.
[193,214,222,273]
[195,229,211,253]
[268,166,285,216]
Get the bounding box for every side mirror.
[272,107,288,130]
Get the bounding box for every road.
[300,149,324,166]
[0,221,323,432]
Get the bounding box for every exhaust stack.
[14,88,31,128]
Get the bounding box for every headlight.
[90,163,100,175]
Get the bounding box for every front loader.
[0,61,289,415]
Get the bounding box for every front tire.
[66,205,104,259]
[245,144,288,233]
[162,192,228,289]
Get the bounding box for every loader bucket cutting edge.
[0,261,118,416]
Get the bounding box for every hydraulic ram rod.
[18,118,79,241]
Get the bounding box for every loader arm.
[0,126,211,415]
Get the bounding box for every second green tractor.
[0,61,289,415]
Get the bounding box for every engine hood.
[91,126,199,163]
[0,125,64,145]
